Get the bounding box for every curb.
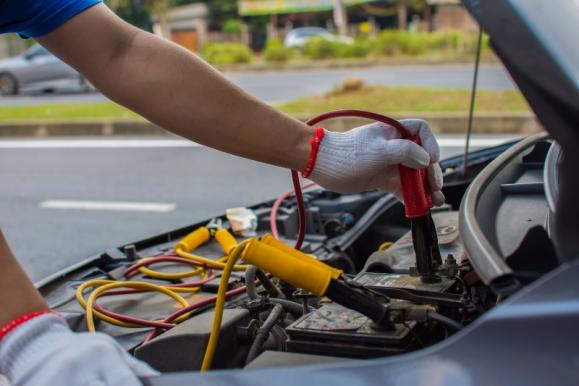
[0,121,166,138]
[312,112,541,135]
[214,56,499,73]
[0,112,540,138]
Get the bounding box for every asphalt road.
[0,64,515,106]
[0,135,517,283]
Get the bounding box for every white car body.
[284,27,354,48]
[0,44,86,95]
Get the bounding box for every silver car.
[0,44,91,95]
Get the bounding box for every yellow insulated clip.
[241,238,333,296]
[214,228,238,255]
[175,227,211,252]
[260,234,343,280]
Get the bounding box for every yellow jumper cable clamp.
[241,237,334,296]
[175,226,211,253]
[176,218,239,255]
[241,235,390,324]
[214,227,238,255]
[205,218,223,234]
[175,219,245,271]
[259,234,342,280]
[205,218,239,254]
[203,236,390,371]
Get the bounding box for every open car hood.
[461,0,579,261]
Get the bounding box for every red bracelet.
[301,127,325,178]
[0,310,54,342]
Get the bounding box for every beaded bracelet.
[0,310,55,342]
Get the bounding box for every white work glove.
[308,119,444,206]
[0,314,158,386]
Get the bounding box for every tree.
[361,0,427,29]
[109,0,172,14]
[108,0,150,30]
[173,0,238,26]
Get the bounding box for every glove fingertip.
[400,119,440,162]
[387,139,430,168]
[431,190,445,207]
[419,133,440,163]
[428,163,444,191]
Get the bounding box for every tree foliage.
[173,0,238,24]
[107,0,243,34]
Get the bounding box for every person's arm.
[36,3,443,202]
[0,231,48,327]
[37,4,311,171]
[0,230,158,385]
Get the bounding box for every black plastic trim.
[459,133,549,287]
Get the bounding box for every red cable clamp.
[398,135,433,218]
[301,127,325,178]
[0,310,55,342]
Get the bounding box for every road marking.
[0,139,200,148]
[0,137,517,149]
[39,200,176,212]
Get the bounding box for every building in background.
[426,0,477,32]
[239,0,378,47]
[237,0,477,48]
[152,3,209,53]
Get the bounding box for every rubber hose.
[244,266,307,317]
[255,269,281,298]
[260,325,287,353]
[245,304,283,365]
[427,311,463,331]
[271,298,309,317]
[245,265,260,300]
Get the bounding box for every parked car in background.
[284,27,353,48]
[0,44,92,95]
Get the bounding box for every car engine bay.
[38,133,563,375]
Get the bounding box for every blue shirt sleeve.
[0,0,102,38]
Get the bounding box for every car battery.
[286,303,414,359]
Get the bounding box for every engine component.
[286,303,413,358]
[245,351,351,369]
[283,211,465,359]
[363,211,463,273]
[241,237,394,326]
[355,273,462,308]
[135,309,252,372]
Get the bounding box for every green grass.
[277,85,530,116]
[0,86,530,123]
[0,102,140,123]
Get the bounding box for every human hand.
[307,119,444,206]
[0,314,158,386]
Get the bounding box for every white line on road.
[0,137,518,149]
[0,139,200,148]
[39,200,177,212]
